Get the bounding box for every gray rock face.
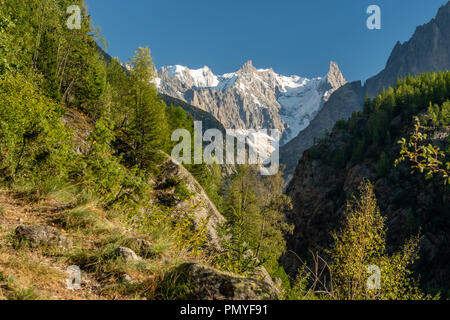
[323,61,347,97]
[15,225,72,248]
[159,94,226,136]
[114,246,139,261]
[157,61,346,146]
[280,2,450,177]
[156,155,226,250]
[365,2,450,98]
[166,263,279,300]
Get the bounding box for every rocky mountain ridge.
[280,1,450,178]
[156,60,346,146]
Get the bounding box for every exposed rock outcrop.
[159,93,226,136]
[114,246,140,261]
[61,108,94,155]
[323,61,347,99]
[165,262,279,300]
[365,2,450,98]
[15,225,72,248]
[156,155,226,250]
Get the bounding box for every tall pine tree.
[128,46,169,170]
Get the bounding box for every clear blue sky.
[85,0,448,82]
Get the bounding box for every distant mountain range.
[101,1,449,180]
[156,60,346,148]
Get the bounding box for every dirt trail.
[0,190,103,300]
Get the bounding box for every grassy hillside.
[0,0,292,300]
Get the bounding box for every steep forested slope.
[283,72,450,295]
[0,0,289,300]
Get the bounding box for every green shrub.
[0,72,72,188]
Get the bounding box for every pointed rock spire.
[326,61,346,89]
[239,60,256,73]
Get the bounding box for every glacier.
[156,61,346,161]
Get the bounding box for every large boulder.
[164,263,279,300]
[15,225,72,248]
[156,156,226,250]
[114,246,140,262]
[155,156,278,295]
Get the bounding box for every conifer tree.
[128,46,169,169]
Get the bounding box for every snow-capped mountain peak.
[160,65,220,88]
[156,60,346,146]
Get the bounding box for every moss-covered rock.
[160,262,279,300]
[15,225,72,248]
